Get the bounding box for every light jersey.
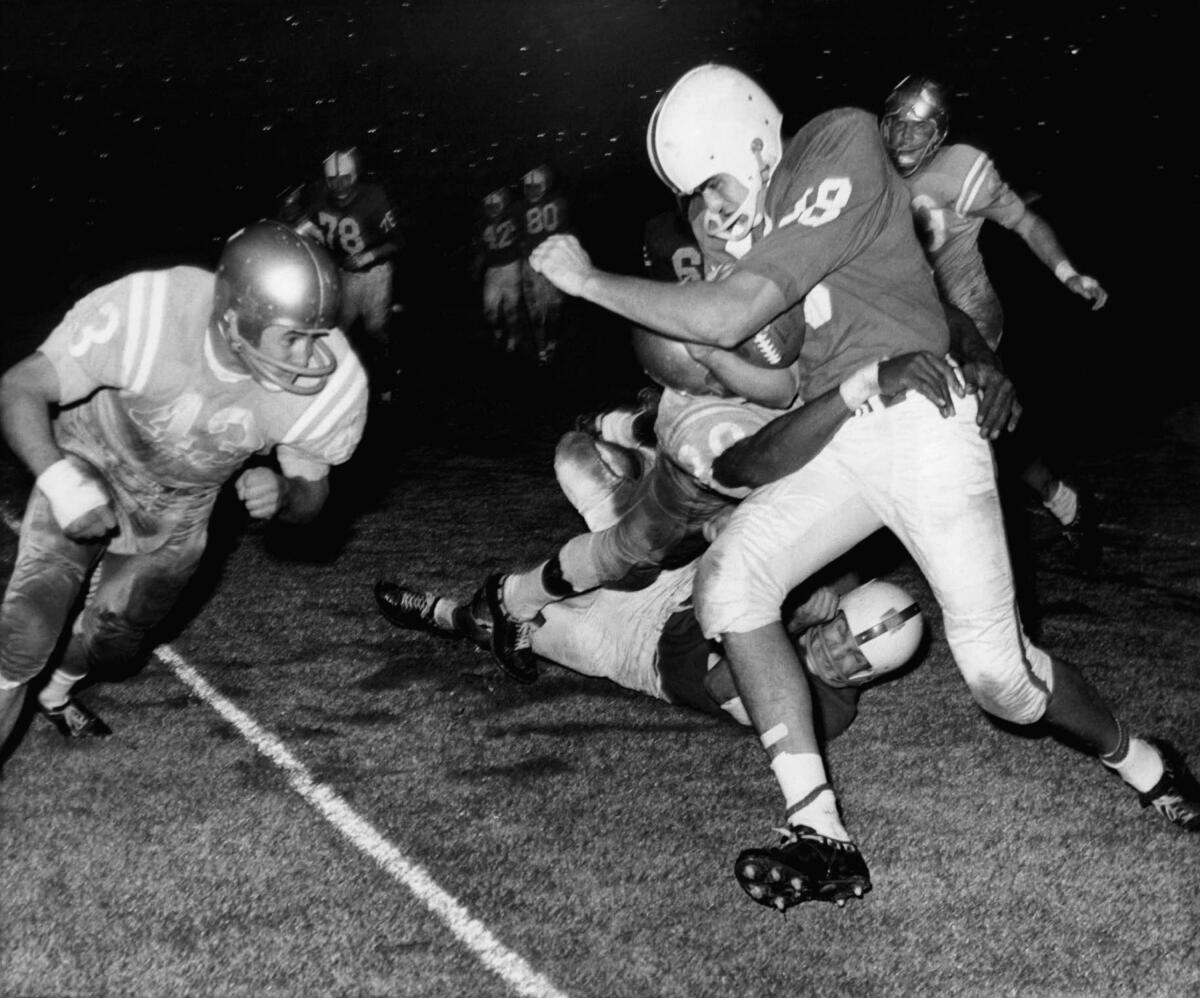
[39,266,368,554]
[702,107,948,400]
[903,143,1028,345]
[477,202,525,269]
[303,182,398,266]
[518,192,571,254]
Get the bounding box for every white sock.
[1044,480,1079,526]
[769,750,849,841]
[432,598,458,631]
[1102,735,1165,793]
[37,669,80,711]
[501,566,553,622]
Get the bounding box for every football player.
[376,430,926,760]
[517,164,573,366]
[472,186,527,355]
[880,75,1106,567]
[294,147,402,402]
[527,64,1199,909]
[0,221,368,760]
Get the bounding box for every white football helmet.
[647,64,783,241]
[802,579,924,687]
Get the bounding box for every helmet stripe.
[854,601,920,646]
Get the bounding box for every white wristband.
[838,361,881,411]
[36,458,109,530]
[1054,260,1079,284]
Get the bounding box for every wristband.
[838,361,881,411]
[1054,260,1079,284]
[36,458,109,530]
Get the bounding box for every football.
[734,319,805,369]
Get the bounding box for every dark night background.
[1,0,1189,449]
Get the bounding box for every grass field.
[1,316,1198,998]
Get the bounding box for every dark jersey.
[301,182,399,267]
[475,202,524,269]
[700,108,948,399]
[643,208,703,284]
[518,193,572,254]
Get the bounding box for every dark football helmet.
[212,220,341,395]
[323,147,361,205]
[880,75,950,177]
[483,186,511,218]
[522,165,551,203]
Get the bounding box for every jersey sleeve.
[275,339,369,479]
[37,270,185,405]
[952,146,1027,229]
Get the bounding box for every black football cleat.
[472,573,538,685]
[1139,740,1200,832]
[735,825,871,911]
[375,581,441,634]
[38,696,113,739]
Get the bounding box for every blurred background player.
[472,185,527,357]
[295,147,403,404]
[880,75,1107,568]
[0,221,368,759]
[518,164,573,367]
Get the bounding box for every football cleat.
[472,573,538,684]
[1139,740,1200,832]
[38,696,113,739]
[374,581,440,634]
[735,825,871,910]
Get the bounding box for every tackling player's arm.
[0,353,117,539]
[989,204,1107,310]
[944,302,1021,440]
[531,234,786,348]
[713,353,966,490]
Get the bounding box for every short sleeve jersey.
[903,142,1028,302]
[476,202,525,269]
[38,267,368,552]
[518,193,572,255]
[643,209,703,284]
[303,182,399,266]
[706,108,948,399]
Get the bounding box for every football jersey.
[643,208,703,284]
[302,181,399,268]
[518,192,571,254]
[903,143,1027,345]
[39,267,368,553]
[705,108,948,400]
[476,201,524,269]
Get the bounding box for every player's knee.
[78,605,147,669]
[946,617,1052,725]
[555,431,644,531]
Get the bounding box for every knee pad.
[555,431,646,530]
[943,608,1052,724]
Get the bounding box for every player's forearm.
[944,303,1001,373]
[699,350,799,408]
[580,270,762,348]
[276,474,330,524]
[0,359,66,477]
[712,390,852,489]
[1017,210,1073,275]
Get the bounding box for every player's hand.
[236,468,283,519]
[878,351,963,417]
[64,506,118,542]
[529,235,594,297]
[959,361,1022,439]
[786,585,841,632]
[1066,274,1108,310]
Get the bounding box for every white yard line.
[1,505,570,998]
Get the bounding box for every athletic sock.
[37,669,81,712]
[501,565,554,622]
[432,598,458,631]
[1101,728,1165,793]
[769,749,849,841]
[1044,480,1079,526]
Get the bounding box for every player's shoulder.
[771,107,888,208]
[64,266,212,328]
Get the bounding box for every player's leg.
[885,391,1195,830]
[0,491,101,752]
[695,452,883,907]
[359,264,397,404]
